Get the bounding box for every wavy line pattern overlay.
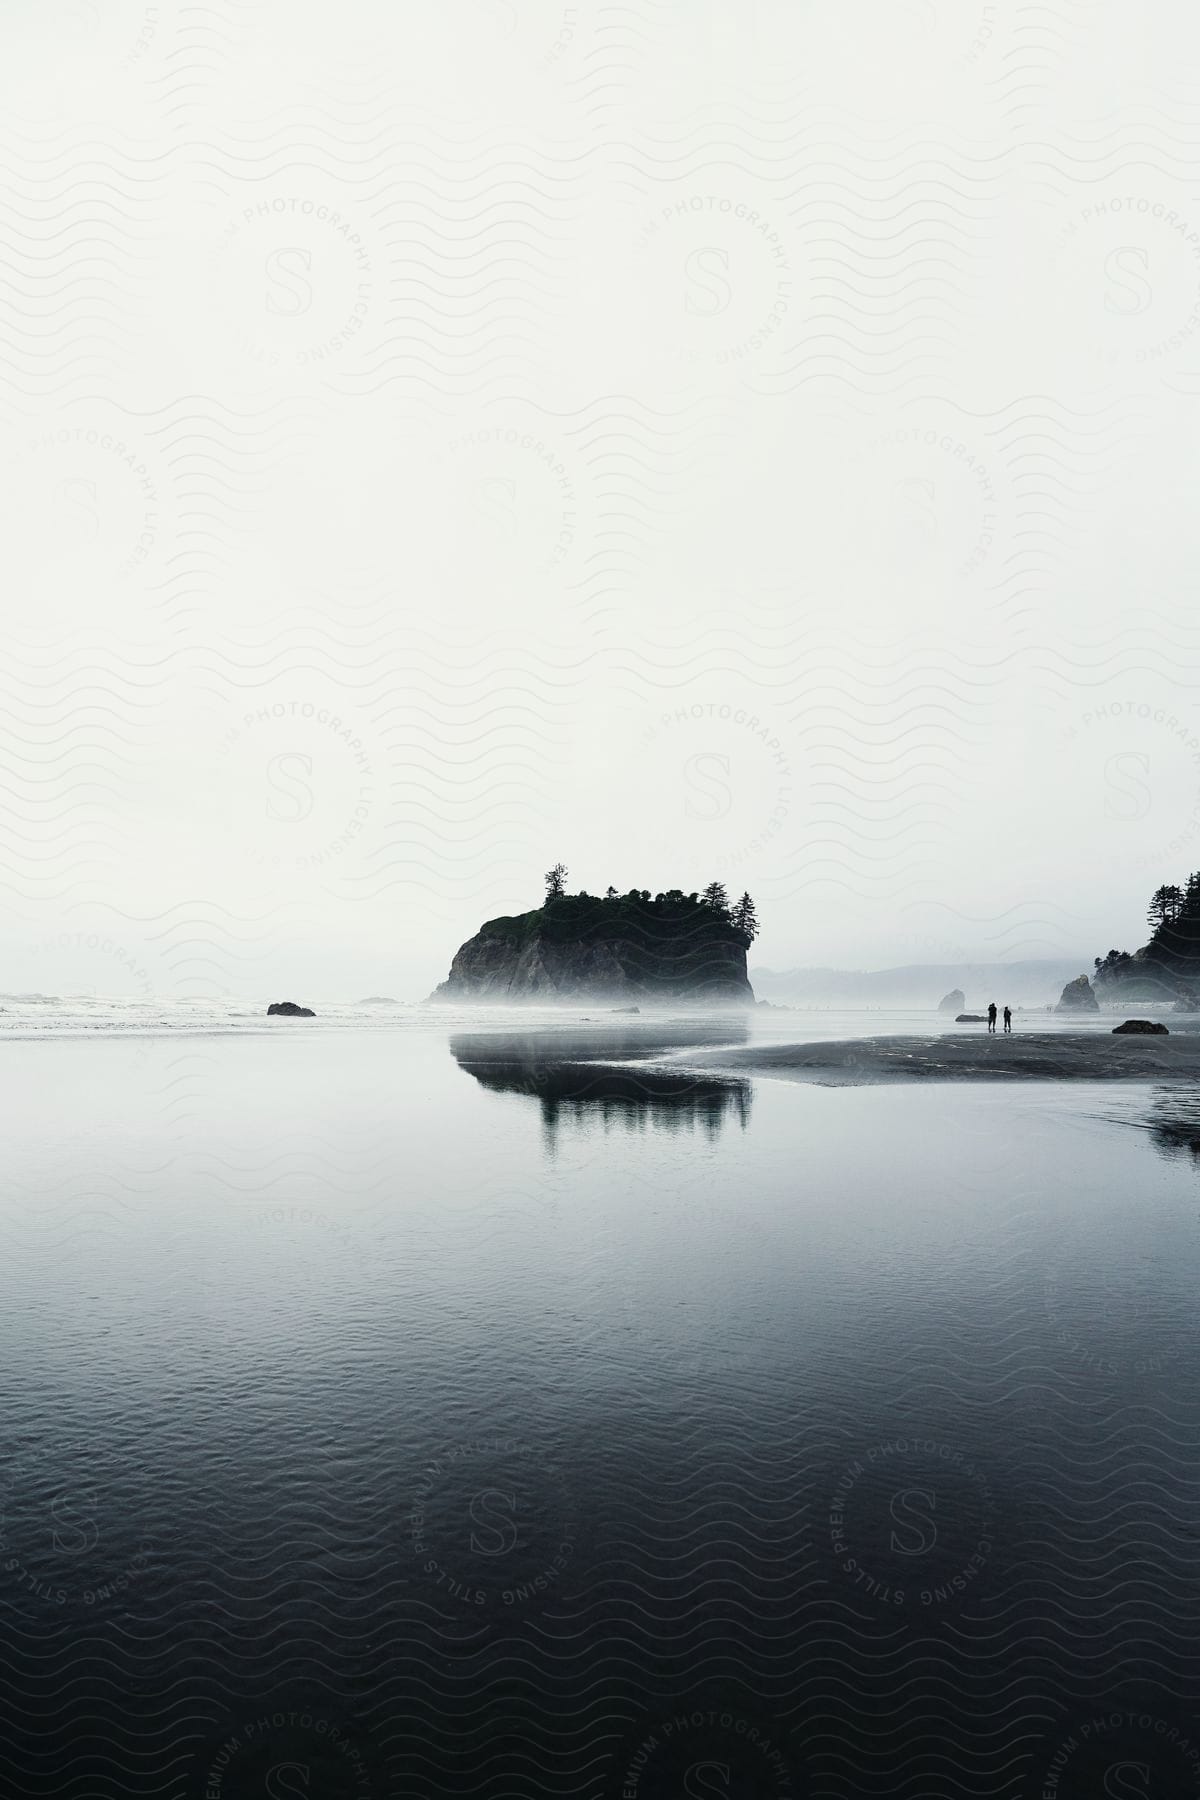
[3,3,1200,1797]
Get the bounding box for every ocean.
[1,1004,1198,1797]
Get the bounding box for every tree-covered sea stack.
[432,867,760,1003]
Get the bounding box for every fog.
[3,1,1198,999]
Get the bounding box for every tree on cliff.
[544,862,568,900]
[1148,884,1185,930]
[1089,867,1200,998]
[731,892,759,942]
[701,881,730,915]
[604,886,618,900]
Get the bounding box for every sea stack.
[1055,974,1099,1013]
[938,988,965,1014]
[432,887,756,1005]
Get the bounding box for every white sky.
[3,0,1200,998]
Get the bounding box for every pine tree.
[604,885,618,900]
[1148,884,1184,930]
[544,862,568,900]
[701,881,730,914]
[730,892,759,942]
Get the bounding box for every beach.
[661,1026,1200,1083]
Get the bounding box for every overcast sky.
[3,1,1200,998]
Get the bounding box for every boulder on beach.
[1112,1018,1169,1035]
[267,1001,315,1017]
[938,988,966,1014]
[955,1013,988,1023]
[1055,974,1099,1013]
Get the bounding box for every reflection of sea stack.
[1055,974,1099,1013]
[449,1027,753,1142]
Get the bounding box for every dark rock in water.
[1055,974,1099,1012]
[1112,1018,1169,1035]
[938,988,966,1014]
[267,1001,315,1017]
[955,1013,988,1023]
[431,892,755,1005]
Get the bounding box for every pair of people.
[987,1002,1012,1034]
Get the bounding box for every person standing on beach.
[987,1001,997,1033]
[1003,1005,1012,1034]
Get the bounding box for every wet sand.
[662,1030,1200,1085]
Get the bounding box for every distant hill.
[750,960,1090,1008]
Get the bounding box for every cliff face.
[1092,885,1200,1004]
[432,894,755,1005]
[1095,943,1199,1005]
[1094,953,1183,1003]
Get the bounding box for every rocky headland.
[1092,872,1200,1007]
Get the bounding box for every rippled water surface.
[2,1015,1199,1797]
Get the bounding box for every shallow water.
[2,1017,1199,1797]
[0,991,1174,1039]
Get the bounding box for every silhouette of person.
[1003,1005,1012,1034]
[987,1001,997,1034]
